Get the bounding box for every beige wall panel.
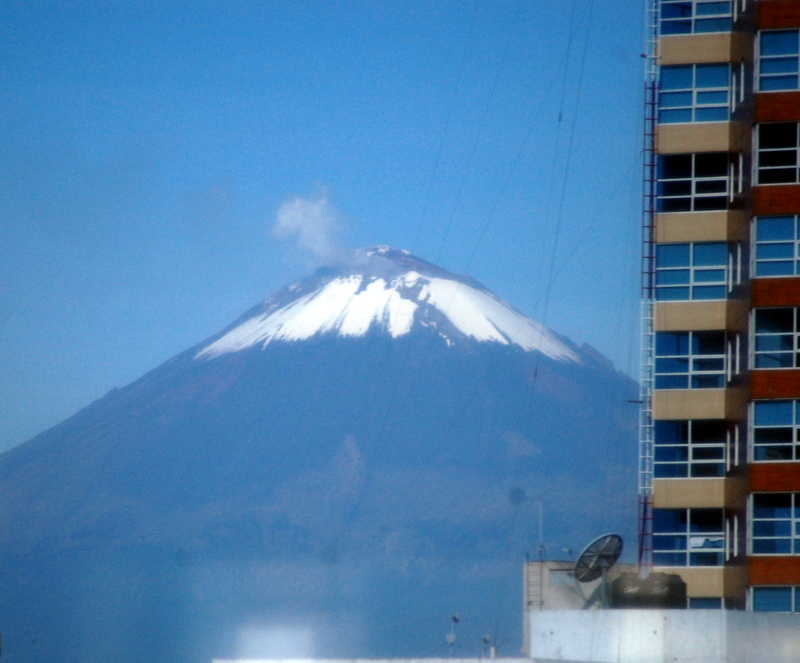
[653,567,725,597]
[654,301,728,331]
[652,478,727,508]
[653,389,728,419]
[656,122,751,154]
[655,210,750,243]
[654,300,749,332]
[659,34,733,65]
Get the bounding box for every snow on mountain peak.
[195,248,580,362]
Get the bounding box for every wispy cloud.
[272,188,347,266]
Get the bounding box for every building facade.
[643,0,800,613]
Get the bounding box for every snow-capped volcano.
[197,246,579,361]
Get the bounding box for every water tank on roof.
[609,572,687,609]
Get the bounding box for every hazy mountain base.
[0,335,637,663]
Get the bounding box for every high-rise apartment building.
[642,0,800,612]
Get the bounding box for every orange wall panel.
[756,92,800,123]
[751,369,800,399]
[754,185,800,215]
[751,278,800,307]
[750,463,800,492]
[749,557,800,585]
[758,1,800,29]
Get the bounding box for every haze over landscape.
[0,249,638,661]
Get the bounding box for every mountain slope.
[0,248,637,663]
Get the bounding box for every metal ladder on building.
[638,0,659,573]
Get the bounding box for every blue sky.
[1,1,645,453]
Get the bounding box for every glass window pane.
[761,76,800,92]
[692,420,726,442]
[662,3,693,20]
[755,353,793,369]
[693,196,727,211]
[756,261,794,277]
[654,509,687,531]
[757,243,794,260]
[661,66,693,90]
[754,539,792,554]
[660,109,693,123]
[659,155,693,178]
[693,243,726,265]
[755,309,794,333]
[696,2,730,17]
[754,401,793,426]
[755,335,794,354]
[657,332,689,355]
[753,587,792,612]
[695,153,728,175]
[760,151,798,168]
[754,428,793,444]
[695,107,729,122]
[696,18,731,33]
[694,269,725,283]
[693,331,724,354]
[695,179,728,194]
[761,31,800,57]
[657,270,691,285]
[655,421,688,444]
[691,509,723,532]
[657,244,690,267]
[754,521,791,537]
[660,91,693,107]
[760,124,797,149]
[657,357,690,373]
[656,287,691,301]
[762,58,799,76]
[696,64,728,87]
[753,494,792,518]
[655,446,689,462]
[755,446,793,461]
[693,285,726,299]
[756,216,795,241]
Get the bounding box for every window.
[754,215,800,277]
[752,493,800,554]
[656,242,730,301]
[655,420,726,478]
[756,123,800,185]
[752,400,800,461]
[659,64,730,123]
[653,508,725,566]
[657,153,731,212]
[758,30,800,92]
[655,331,727,389]
[660,1,732,35]
[752,308,800,369]
[751,586,800,612]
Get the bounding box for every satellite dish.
[573,533,623,609]
[573,533,623,582]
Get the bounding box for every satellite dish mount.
[573,533,623,609]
